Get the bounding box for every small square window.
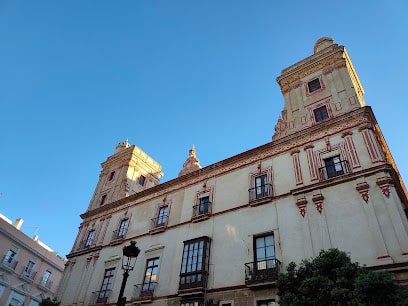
[313,105,329,122]
[308,78,321,93]
[139,175,146,186]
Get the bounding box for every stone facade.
[57,38,408,306]
[0,214,65,306]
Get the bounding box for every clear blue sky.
[1,1,407,258]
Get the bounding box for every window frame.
[313,105,329,123]
[198,196,210,214]
[156,206,168,226]
[97,268,115,303]
[24,260,36,277]
[179,237,211,290]
[117,219,129,238]
[307,78,322,93]
[253,233,276,270]
[141,257,160,297]
[85,230,95,247]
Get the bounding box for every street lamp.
[116,241,140,306]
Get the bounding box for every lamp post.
[116,241,140,306]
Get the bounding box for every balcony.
[110,229,127,245]
[245,259,281,287]
[1,255,18,271]
[20,268,37,282]
[149,216,168,234]
[318,160,351,181]
[178,271,208,296]
[191,202,212,223]
[90,289,112,305]
[248,184,273,206]
[77,240,95,251]
[38,278,53,291]
[133,282,157,302]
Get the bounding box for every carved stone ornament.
[376,177,394,198]
[312,193,324,214]
[356,182,370,203]
[296,198,308,218]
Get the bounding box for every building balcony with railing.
[90,289,112,305]
[20,267,37,282]
[133,282,158,301]
[149,216,169,234]
[76,240,95,251]
[245,258,282,287]
[191,201,212,223]
[111,229,127,242]
[319,160,351,181]
[248,184,273,205]
[1,254,18,271]
[37,276,53,291]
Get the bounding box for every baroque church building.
[57,38,408,306]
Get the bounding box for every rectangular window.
[179,237,211,290]
[255,234,275,270]
[257,300,276,306]
[4,249,16,264]
[157,206,168,226]
[141,258,159,297]
[24,260,35,277]
[108,171,115,181]
[308,78,321,93]
[85,230,95,247]
[97,268,115,303]
[139,175,146,186]
[41,270,52,288]
[313,105,329,122]
[324,155,344,178]
[117,219,129,238]
[255,174,268,199]
[198,196,210,214]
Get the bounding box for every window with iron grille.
[97,268,115,303]
[313,105,329,122]
[141,258,159,296]
[179,237,211,290]
[308,78,321,93]
[255,174,268,199]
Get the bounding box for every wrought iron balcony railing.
[245,258,281,283]
[192,202,212,218]
[22,268,37,281]
[77,240,95,250]
[318,160,351,181]
[38,278,53,290]
[248,184,273,202]
[91,289,112,305]
[111,229,127,241]
[133,282,158,299]
[150,216,169,230]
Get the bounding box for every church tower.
[87,140,163,211]
[273,37,365,140]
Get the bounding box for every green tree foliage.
[39,297,60,306]
[277,248,408,306]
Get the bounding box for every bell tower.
[273,37,365,140]
[87,140,163,211]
